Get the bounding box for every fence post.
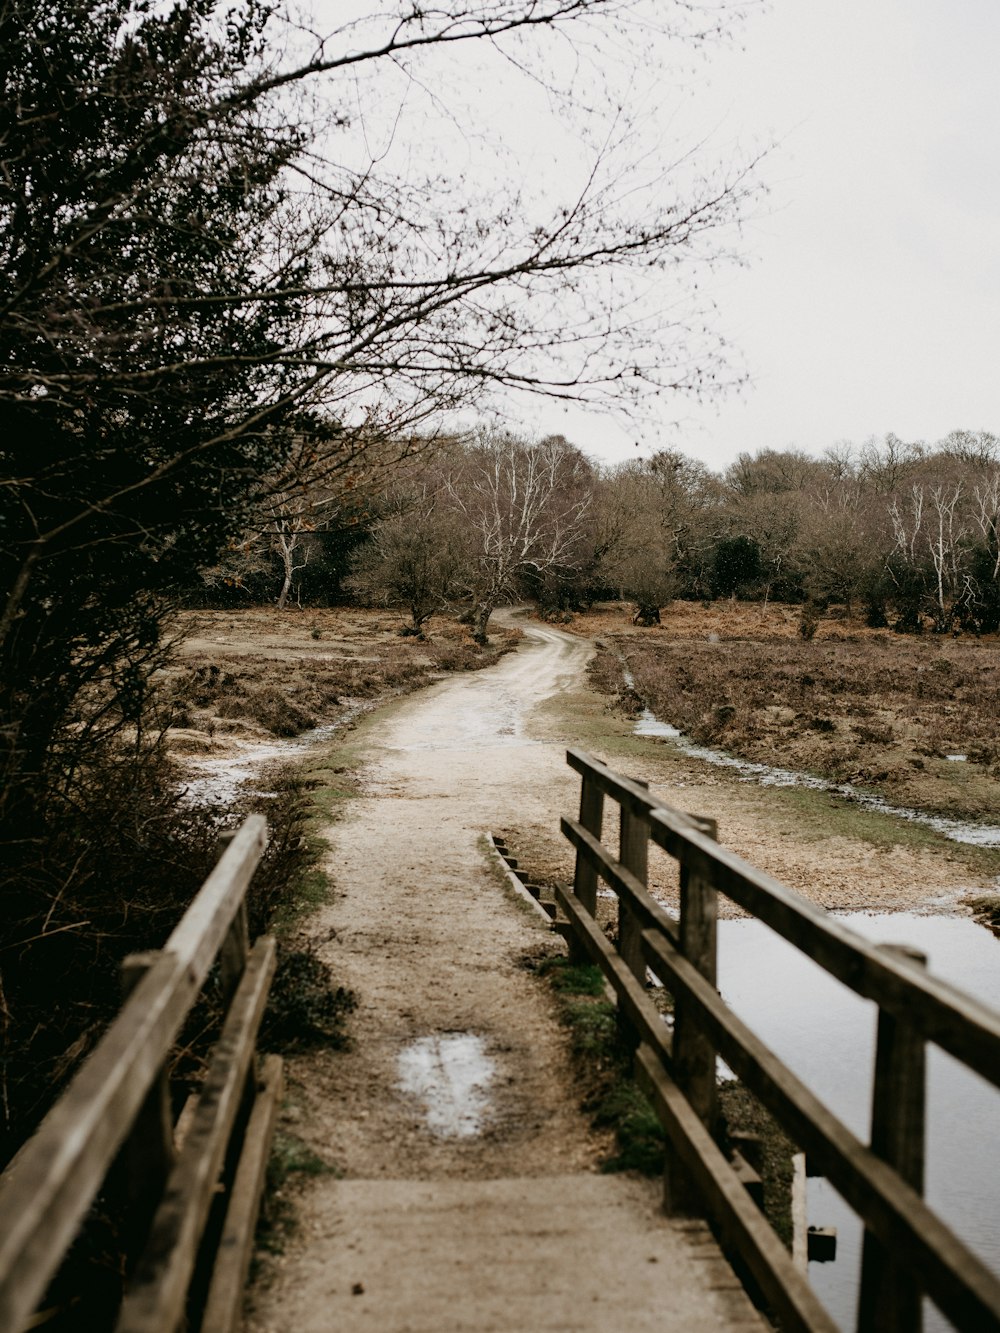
[857,944,928,1333]
[119,952,175,1246]
[217,831,251,1002]
[569,774,604,964]
[617,783,649,1053]
[664,818,719,1216]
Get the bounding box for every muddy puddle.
[178,707,365,807]
[718,912,1000,1332]
[397,1034,495,1139]
[623,672,1000,849]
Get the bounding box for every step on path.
[252,1175,764,1332]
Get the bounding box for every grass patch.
[255,1129,339,1257]
[964,893,1000,932]
[532,955,666,1175]
[541,958,606,997]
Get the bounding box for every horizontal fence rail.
[0,814,280,1333]
[559,747,1000,1333]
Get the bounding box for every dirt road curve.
[245,620,763,1331]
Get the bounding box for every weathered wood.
[562,751,1000,1330]
[635,1045,838,1333]
[791,1155,808,1272]
[0,949,189,1333]
[674,826,719,1130]
[165,815,267,977]
[120,953,176,1239]
[0,816,270,1333]
[568,774,604,964]
[617,782,649,985]
[201,1055,284,1333]
[641,928,1000,1332]
[219,898,250,1003]
[568,750,1000,1083]
[117,936,277,1333]
[857,944,928,1333]
[566,747,718,838]
[573,775,604,918]
[641,801,1000,1086]
[560,816,680,945]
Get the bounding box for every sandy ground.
[243,619,769,1330]
[269,621,603,1185]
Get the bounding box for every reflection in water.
[718,913,1000,1332]
[397,1034,495,1138]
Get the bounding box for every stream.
[179,706,364,807]
[622,670,1000,848]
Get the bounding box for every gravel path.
[244,620,763,1331]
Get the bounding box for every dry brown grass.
[161,607,521,741]
[574,601,1000,824]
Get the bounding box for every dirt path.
[244,619,763,1331]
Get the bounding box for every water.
[179,707,364,806]
[718,913,1000,1331]
[624,673,1000,848]
[397,1034,495,1138]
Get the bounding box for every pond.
[717,912,1000,1331]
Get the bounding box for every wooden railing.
[0,815,281,1333]
[559,748,1000,1333]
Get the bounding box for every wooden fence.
[559,747,1000,1333]
[0,814,281,1333]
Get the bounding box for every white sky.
[524,0,1000,471]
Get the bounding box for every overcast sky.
[526,0,1000,471]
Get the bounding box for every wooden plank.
[165,815,267,978]
[641,929,1000,1332]
[858,945,928,1333]
[566,748,716,836]
[119,953,176,1247]
[0,949,188,1333]
[116,936,277,1333]
[617,784,649,985]
[573,775,604,919]
[640,802,1000,1086]
[635,1045,839,1333]
[568,774,604,965]
[792,1155,808,1272]
[674,827,719,1132]
[201,1055,284,1333]
[560,817,680,946]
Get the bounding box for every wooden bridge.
[2,751,1000,1331]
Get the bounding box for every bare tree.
[445,431,594,640]
[346,483,464,633]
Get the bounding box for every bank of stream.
[623,669,1000,850]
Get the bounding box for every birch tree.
[446,432,593,640]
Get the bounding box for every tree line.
[217,427,1000,639]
